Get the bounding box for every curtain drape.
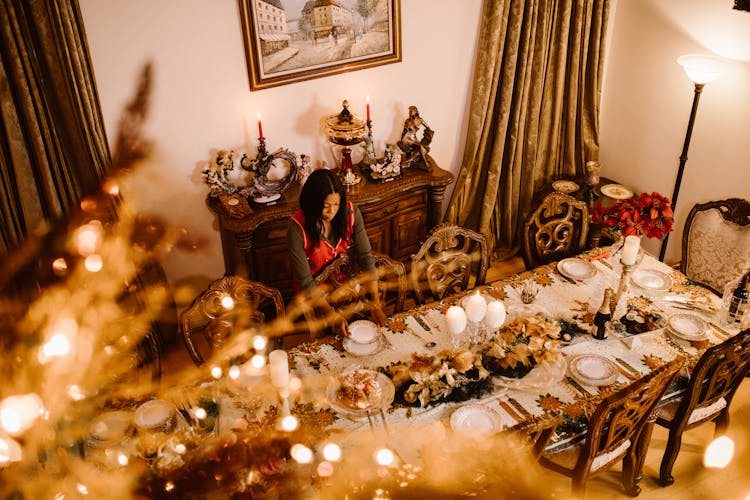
[0,0,110,257]
[445,0,610,260]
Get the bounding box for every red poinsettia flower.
[590,191,674,239]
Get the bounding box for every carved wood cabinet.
[207,165,454,303]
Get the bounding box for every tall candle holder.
[613,261,634,316]
[363,121,377,166]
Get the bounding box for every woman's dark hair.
[299,169,347,247]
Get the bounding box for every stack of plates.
[557,258,597,281]
[450,404,502,437]
[667,313,708,342]
[568,354,618,386]
[343,320,386,356]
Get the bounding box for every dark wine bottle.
[728,271,749,324]
[593,288,612,340]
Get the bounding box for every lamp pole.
[658,82,704,262]
[658,54,725,263]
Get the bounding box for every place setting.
[557,257,597,283]
[326,367,396,422]
[342,320,389,357]
[566,353,619,389]
[448,404,503,438]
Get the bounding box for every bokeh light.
[704,435,735,468]
[290,444,313,464]
[280,415,298,432]
[317,461,334,477]
[74,221,104,255]
[250,354,266,368]
[0,394,44,436]
[322,443,341,462]
[220,294,234,310]
[252,335,268,351]
[84,254,103,272]
[375,448,395,466]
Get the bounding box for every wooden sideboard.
[207,164,454,303]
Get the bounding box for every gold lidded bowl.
[325,100,367,146]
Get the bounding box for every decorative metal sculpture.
[240,147,301,204]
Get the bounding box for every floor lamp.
[659,54,726,262]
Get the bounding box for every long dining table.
[287,245,740,455]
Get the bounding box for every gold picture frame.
[239,0,401,91]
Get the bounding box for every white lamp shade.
[677,54,726,85]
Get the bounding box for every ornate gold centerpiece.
[325,100,367,185]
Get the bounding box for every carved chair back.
[312,250,408,316]
[655,328,750,485]
[522,192,589,269]
[681,198,750,295]
[540,357,684,496]
[409,223,489,304]
[180,276,285,366]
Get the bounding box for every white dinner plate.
[348,320,379,344]
[343,334,386,357]
[552,180,580,194]
[667,313,708,341]
[326,370,395,418]
[631,269,673,293]
[600,184,634,200]
[450,404,502,437]
[569,354,619,386]
[557,258,597,281]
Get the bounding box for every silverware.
[708,321,733,340]
[406,326,437,348]
[557,272,577,285]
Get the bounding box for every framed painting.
[239,0,401,91]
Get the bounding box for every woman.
[287,169,386,336]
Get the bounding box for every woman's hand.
[332,313,349,338]
[369,305,387,326]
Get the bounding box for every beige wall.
[79,0,483,285]
[80,0,750,288]
[599,0,750,262]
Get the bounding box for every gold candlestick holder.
[613,261,634,314]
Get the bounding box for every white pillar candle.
[621,235,641,266]
[268,350,290,389]
[445,306,467,335]
[485,301,507,330]
[464,291,488,323]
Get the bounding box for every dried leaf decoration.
[484,316,562,371]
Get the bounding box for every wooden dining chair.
[312,250,408,317]
[179,275,285,366]
[522,192,589,269]
[409,223,489,304]
[539,357,684,497]
[681,198,750,295]
[655,328,750,486]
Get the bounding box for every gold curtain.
[445,0,610,260]
[0,0,110,256]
